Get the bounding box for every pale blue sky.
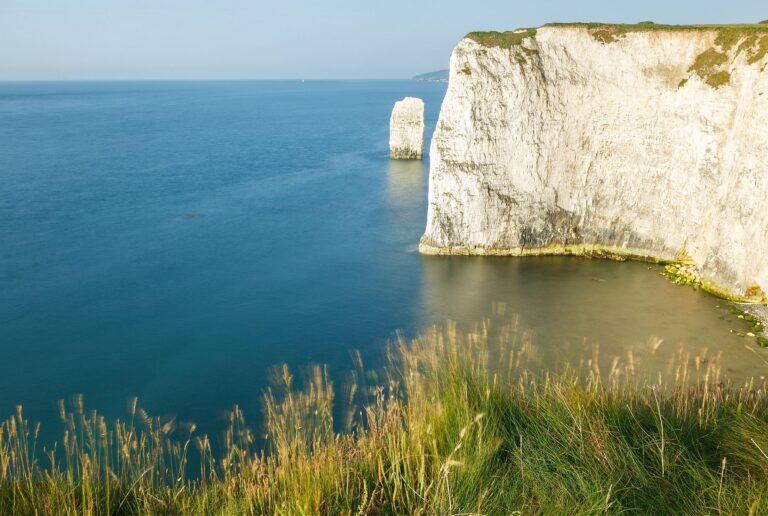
[1,0,765,80]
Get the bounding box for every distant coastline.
[412,69,448,83]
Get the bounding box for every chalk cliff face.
[390,97,425,159]
[421,25,768,303]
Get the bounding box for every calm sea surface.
[1,81,766,436]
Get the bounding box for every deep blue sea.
[1,81,765,438]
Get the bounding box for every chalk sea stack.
[389,97,425,160]
[420,24,768,304]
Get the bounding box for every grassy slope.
[1,322,768,514]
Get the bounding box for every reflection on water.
[386,159,427,250]
[405,316,737,391]
[418,255,768,383]
[387,159,425,207]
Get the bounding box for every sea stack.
[389,97,425,160]
[420,24,768,304]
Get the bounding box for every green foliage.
[690,48,729,72]
[1,323,768,514]
[688,48,731,87]
[688,48,728,70]
[592,29,618,44]
[465,29,537,49]
[661,263,701,286]
[740,35,768,65]
[706,71,732,88]
[522,47,539,56]
[513,47,541,66]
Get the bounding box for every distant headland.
[412,69,449,83]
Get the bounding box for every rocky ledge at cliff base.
[420,23,768,306]
[390,97,425,160]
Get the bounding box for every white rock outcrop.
[420,25,768,303]
[390,97,425,159]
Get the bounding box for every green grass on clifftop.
[547,22,768,31]
[466,22,768,48]
[2,322,768,514]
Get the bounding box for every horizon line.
[0,77,440,83]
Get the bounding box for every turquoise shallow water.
[1,80,766,436]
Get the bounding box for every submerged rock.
[420,24,768,304]
[389,97,425,160]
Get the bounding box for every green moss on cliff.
[689,47,728,72]
[522,47,539,57]
[743,35,768,64]
[661,263,701,286]
[465,29,537,49]
[592,29,618,44]
[684,30,768,87]
[701,280,767,304]
[513,47,540,66]
[687,46,734,87]
[706,71,732,88]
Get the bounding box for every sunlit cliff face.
[422,25,768,303]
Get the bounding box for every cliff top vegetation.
[466,23,768,89]
[465,28,537,49]
[467,23,768,48]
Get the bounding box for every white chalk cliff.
[390,97,425,159]
[420,24,768,303]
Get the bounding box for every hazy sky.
[1,0,766,80]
